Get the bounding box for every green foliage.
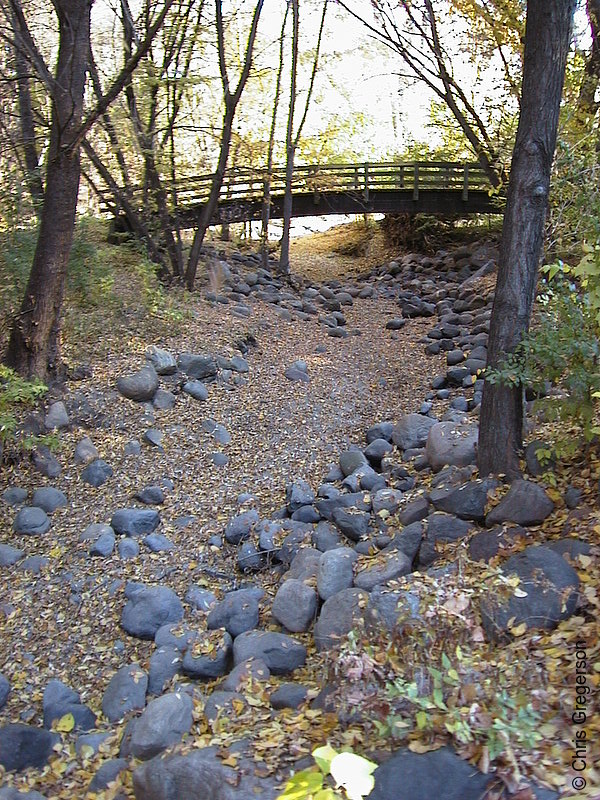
[486,261,600,447]
[277,745,377,800]
[0,364,47,447]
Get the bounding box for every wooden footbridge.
[162,160,501,228]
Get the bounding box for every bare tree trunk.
[5,0,91,379]
[185,0,264,290]
[478,0,576,478]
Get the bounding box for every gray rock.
[272,579,318,632]
[486,480,555,526]
[73,437,99,465]
[118,538,140,559]
[146,347,177,376]
[0,544,24,566]
[368,745,491,800]
[221,658,270,692]
[102,664,148,722]
[426,513,474,544]
[185,586,217,612]
[339,449,367,477]
[313,588,368,651]
[372,488,403,516]
[232,631,307,674]
[392,414,437,451]
[75,731,111,756]
[81,458,114,487]
[525,439,555,477]
[480,545,579,642]
[0,724,58,772]
[332,507,370,541]
[286,479,315,513]
[285,546,321,579]
[32,445,61,478]
[111,508,160,537]
[0,788,47,800]
[399,496,430,525]
[153,389,176,410]
[18,555,49,574]
[42,679,96,732]
[364,438,393,467]
[121,585,183,639]
[81,521,113,543]
[178,353,218,381]
[117,365,159,401]
[213,424,231,445]
[129,691,193,760]
[0,674,10,709]
[12,506,50,536]
[90,531,116,557]
[237,541,264,572]
[317,547,356,600]
[148,647,182,696]
[144,428,164,449]
[224,509,259,545]
[312,521,342,552]
[44,401,69,430]
[432,478,499,522]
[181,630,233,679]
[154,623,195,652]
[88,758,128,793]
[366,421,394,443]
[143,533,174,552]
[207,588,263,637]
[425,422,478,472]
[284,363,310,382]
[365,587,420,632]
[229,356,249,373]
[2,487,27,506]
[353,552,412,591]
[270,683,308,710]
[183,380,208,401]
[135,486,165,505]
[202,690,246,723]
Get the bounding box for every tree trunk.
[279,0,300,277]
[478,0,576,478]
[5,0,92,379]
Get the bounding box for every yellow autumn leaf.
[55,713,75,732]
[509,622,528,637]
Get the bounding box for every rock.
[525,439,555,477]
[121,585,183,639]
[183,380,208,401]
[153,389,176,410]
[425,422,478,472]
[178,353,217,381]
[42,680,96,732]
[0,544,24,566]
[117,365,159,401]
[233,631,307,674]
[468,526,524,562]
[272,579,318,632]
[2,487,28,506]
[0,674,10,709]
[213,424,231,445]
[44,401,69,430]
[479,545,579,642]
[339,449,367,477]
[286,479,315,513]
[372,488,403,516]
[431,478,499,522]
[285,361,310,382]
[564,486,582,509]
[135,486,166,505]
[30,487,67,514]
[285,546,321,579]
[383,521,424,566]
[365,587,420,632]
[0,789,47,800]
[181,630,233,679]
[368,745,491,800]
[353,552,412,591]
[90,531,116,557]
[88,759,128,793]
[144,428,164,449]
[119,538,140,559]
[75,732,110,756]
[129,692,193,760]
[148,647,182,696]
[207,588,262,637]
[81,458,114,487]
[385,318,405,330]
[12,506,50,536]
[364,438,393,467]
[74,437,100,465]
[486,480,554,526]
[0,724,58,772]
[313,588,368,651]
[111,508,160,537]
[32,445,61,478]
[18,555,48,574]
[185,586,217,612]
[225,509,259,545]
[237,541,264,571]
[317,548,356,600]
[332,507,370,541]
[203,691,246,722]
[143,533,174,552]
[399,496,430,525]
[221,658,270,692]
[146,347,177,376]
[80,523,114,543]
[426,513,474,544]
[392,413,437,451]
[366,422,394,443]
[270,683,308,710]
[312,521,342,552]
[154,623,195,652]
[102,664,148,722]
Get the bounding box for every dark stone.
[0,674,10,709]
[148,646,182,696]
[270,683,308,710]
[111,508,160,537]
[468,526,525,562]
[178,353,218,381]
[0,724,58,772]
[129,692,194,760]
[286,479,315,513]
[121,585,183,639]
[486,480,554,527]
[102,664,148,722]
[332,507,370,541]
[317,547,356,600]
[183,381,208,401]
[135,486,165,505]
[398,497,430,525]
[339,449,367,477]
[353,552,412,591]
[207,588,262,637]
[12,506,50,536]
[364,438,393,467]
[272,579,318,632]
[233,631,307,674]
[31,487,67,513]
[182,630,233,679]
[225,509,259,545]
[383,521,424,565]
[117,365,159,401]
[313,588,368,651]
[392,414,437,451]
[88,759,128,793]
[431,478,499,522]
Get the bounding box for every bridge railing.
[168,161,490,210]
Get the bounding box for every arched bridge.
[167,161,501,227]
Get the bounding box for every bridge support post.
[413,163,419,201]
[462,163,470,201]
[363,162,369,202]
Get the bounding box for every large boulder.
[425,422,478,472]
[232,631,306,674]
[479,545,579,642]
[111,508,161,537]
[206,588,262,637]
[0,724,58,772]
[121,585,183,639]
[271,579,318,633]
[392,414,437,451]
[102,664,148,722]
[313,588,368,651]
[117,365,159,402]
[486,479,554,526]
[12,506,50,536]
[177,353,218,381]
[431,478,499,522]
[129,692,194,760]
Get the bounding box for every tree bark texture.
[5,0,92,379]
[478,0,576,478]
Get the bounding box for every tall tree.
[3,0,175,379]
[478,0,576,477]
[184,0,264,291]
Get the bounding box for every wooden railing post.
[413,163,419,200]
[462,163,469,201]
[363,162,369,201]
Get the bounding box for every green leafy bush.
[0,364,47,448]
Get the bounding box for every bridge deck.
[123,161,503,227]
